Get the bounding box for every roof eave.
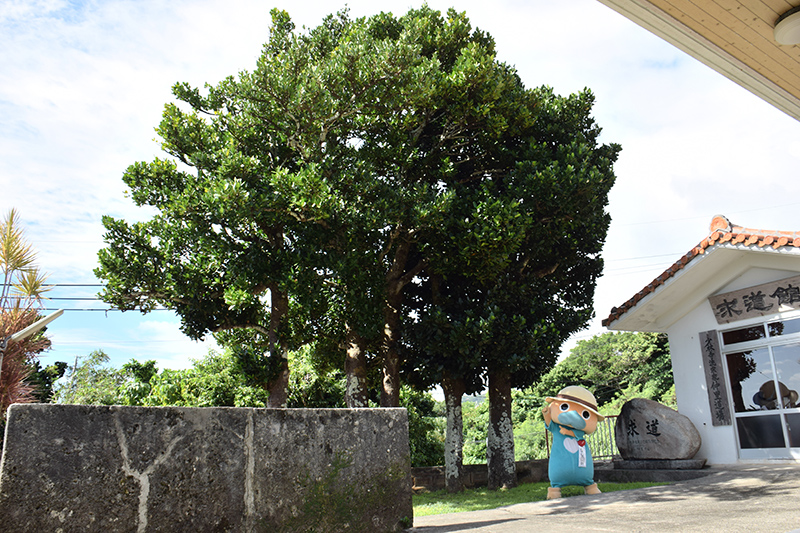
[604,243,800,332]
[596,0,800,122]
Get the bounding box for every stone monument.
[614,398,705,470]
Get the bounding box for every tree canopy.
[94,7,618,487]
[98,7,616,391]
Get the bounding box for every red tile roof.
[602,215,800,327]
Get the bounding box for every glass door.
[723,321,800,459]
[772,344,800,449]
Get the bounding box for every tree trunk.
[344,325,369,408]
[380,285,402,407]
[380,238,428,408]
[378,231,431,408]
[266,286,289,408]
[442,372,466,493]
[380,240,410,408]
[487,368,516,490]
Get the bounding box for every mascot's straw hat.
[545,386,604,422]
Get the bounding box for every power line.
[45,284,105,287]
[41,308,173,312]
[53,339,205,345]
[48,298,102,301]
[606,252,683,263]
[1,283,104,288]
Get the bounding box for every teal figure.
[542,385,604,499]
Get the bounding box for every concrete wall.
[0,404,412,532]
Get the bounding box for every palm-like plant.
[1,208,50,309]
[1,209,52,420]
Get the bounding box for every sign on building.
[699,330,731,426]
[708,274,800,325]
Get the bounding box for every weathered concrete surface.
[0,404,412,532]
[595,461,711,483]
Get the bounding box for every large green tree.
[403,272,486,492]
[95,8,618,472]
[403,87,618,490]
[95,9,361,406]
[478,88,617,489]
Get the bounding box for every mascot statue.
[543,385,604,499]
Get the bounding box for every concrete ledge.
[612,459,707,470]
[0,404,412,532]
[411,460,547,492]
[594,468,712,483]
[596,460,712,483]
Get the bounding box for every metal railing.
[545,415,619,461]
[588,415,619,460]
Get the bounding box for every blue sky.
[2,0,800,377]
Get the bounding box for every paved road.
[410,464,800,532]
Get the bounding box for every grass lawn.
[413,481,667,517]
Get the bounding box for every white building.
[604,214,800,464]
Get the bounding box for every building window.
[722,325,765,345]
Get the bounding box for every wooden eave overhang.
[596,0,800,121]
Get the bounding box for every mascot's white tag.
[578,444,587,468]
